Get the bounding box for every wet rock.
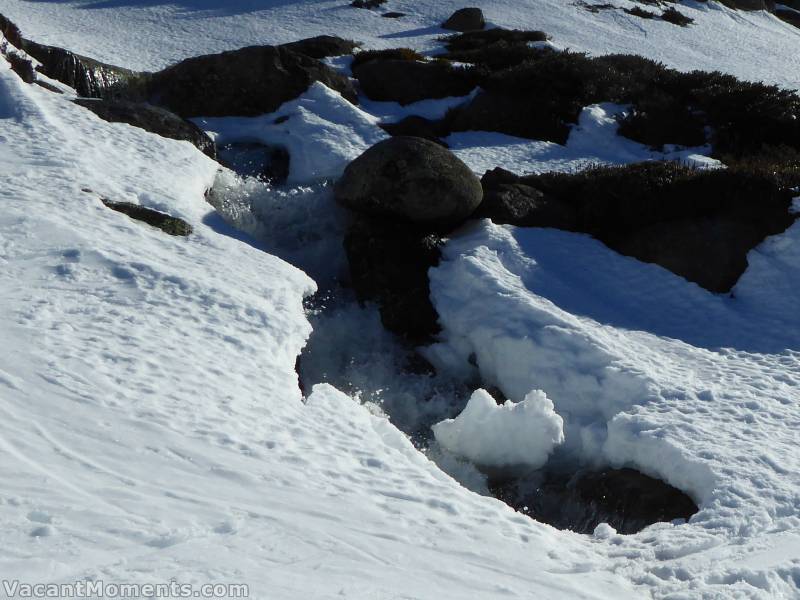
[217,142,290,185]
[101,199,193,237]
[148,45,356,118]
[442,8,486,31]
[335,136,483,228]
[491,468,699,535]
[344,216,443,342]
[280,35,359,59]
[74,98,217,158]
[22,40,140,99]
[353,58,478,105]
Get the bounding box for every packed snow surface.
[2,0,800,599]
[433,389,565,470]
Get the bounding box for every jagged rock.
[344,216,443,342]
[22,40,140,99]
[335,136,483,227]
[148,45,357,118]
[442,8,486,31]
[74,98,216,158]
[492,468,699,535]
[353,58,478,105]
[101,199,193,237]
[280,35,359,59]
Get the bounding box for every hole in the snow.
[490,467,699,535]
[217,142,290,185]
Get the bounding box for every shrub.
[350,47,425,69]
[661,7,694,26]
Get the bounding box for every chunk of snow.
[433,388,564,469]
[196,82,388,184]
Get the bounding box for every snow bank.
[433,389,564,469]
[446,103,719,176]
[197,82,387,184]
[428,219,800,597]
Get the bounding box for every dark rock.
[335,136,483,227]
[344,216,443,342]
[148,45,356,118]
[216,142,290,184]
[776,7,800,28]
[0,13,23,48]
[22,39,140,99]
[479,162,797,293]
[382,12,407,18]
[351,0,386,8]
[5,51,35,83]
[661,7,694,26]
[74,98,216,158]
[492,468,699,535]
[280,35,359,59]
[442,8,486,31]
[101,199,193,237]
[380,115,450,146]
[353,58,478,105]
[476,170,576,228]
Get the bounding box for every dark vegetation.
[480,161,799,292]
[101,199,193,237]
[350,0,386,8]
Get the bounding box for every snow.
[433,388,565,470]
[446,103,720,176]
[2,0,800,91]
[0,47,641,600]
[2,0,800,598]
[197,82,387,185]
[427,219,800,597]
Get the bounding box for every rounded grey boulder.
[442,8,486,32]
[334,136,483,227]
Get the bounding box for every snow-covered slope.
[3,0,800,89]
[3,0,800,598]
[0,42,638,600]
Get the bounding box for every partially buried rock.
[74,99,217,159]
[335,136,483,228]
[442,8,486,31]
[101,199,193,237]
[22,39,141,99]
[492,468,699,535]
[344,216,444,341]
[148,45,356,118]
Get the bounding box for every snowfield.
[2,0,800,599]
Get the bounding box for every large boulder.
[335,136,483,228]
[442,8,486,31]
[353,58,478,105]
[74,98,216,158]
[148,45,357,118]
